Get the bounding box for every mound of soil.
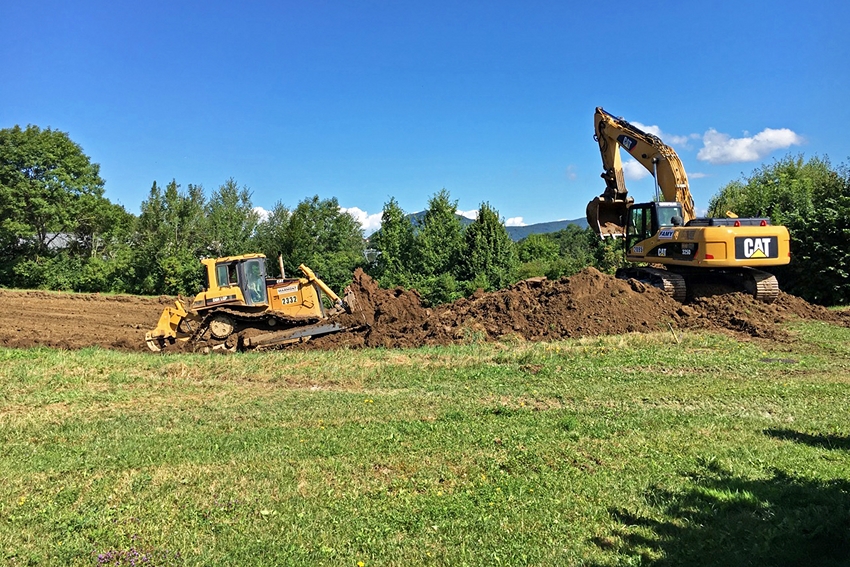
[311,268,849,349]
[0,269,846,352]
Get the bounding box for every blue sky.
[2,1,848,234]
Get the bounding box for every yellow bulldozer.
[146,254,359,352]
[586,107,791,302]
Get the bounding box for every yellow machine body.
[145,254,353,351]
[586,107,791,302]
[622,202,791,268]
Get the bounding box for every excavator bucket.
[586,196,628,238]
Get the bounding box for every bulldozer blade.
[242,322,349,349]
[586,196,628,238]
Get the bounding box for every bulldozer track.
[191,306,323,345]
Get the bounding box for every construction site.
[1,267,846,353]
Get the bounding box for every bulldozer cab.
[210,257,268,307]
[626,202,683,251]
[241,258,268,306]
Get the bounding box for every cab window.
[628,207,651,240]
[656,205,683,228]
[627,206,651,251]
[215,263,238,287]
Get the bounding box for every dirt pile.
[0,269,846,353]
[676,291,848,340]
[314,268,848,349]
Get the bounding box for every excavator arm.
[587,107,696,237]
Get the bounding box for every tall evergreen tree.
[458,202,518,291]
[252,201,292,275]
[369,197,415,287]
[205,178,259,257]
[414,189,464,278]
[133,180,207,295]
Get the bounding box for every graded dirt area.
[0,268,846,353]
[0,289,176,351]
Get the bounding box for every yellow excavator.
[146,254,359,352]
[586,107,791,302]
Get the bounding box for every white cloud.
[697,127,803,164]
[622,158,651,181]
[688,172,709,179]
[340,206,383,235]
[632,121,697,147]
[253,206,270,222]
[504,217,526,227]
[458,209,479,220]
[564,165,578,181]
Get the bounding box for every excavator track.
[740,268,781,304]
[616,267,687,303]
[620,266,781,304]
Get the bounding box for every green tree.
[545,225,596,278]
[586,228,626,274]
[0,125,106,257]
[410,189,465,305]
[414,189,464,277]
[252,201,292,276]
[369,197,415,287]
[707,154,833,221]
[278,195,365,293]
[517,233,559,264]
[206,178,259,257]
[515,233,560,280]
[0,125,141,291]
[458,202,518,291]
[132,180,207,295]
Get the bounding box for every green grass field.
[2,322,849,566]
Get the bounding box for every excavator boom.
[587,107,695,237]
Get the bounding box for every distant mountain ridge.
[406,212,588,241]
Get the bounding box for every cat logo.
[735,236,778,259]
[617,134,637,152]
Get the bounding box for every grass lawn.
[1,322,849,566]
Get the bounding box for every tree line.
[1,125,848,305]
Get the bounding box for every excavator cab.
[625,202,683,252]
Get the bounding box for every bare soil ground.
[1,268,846,352]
